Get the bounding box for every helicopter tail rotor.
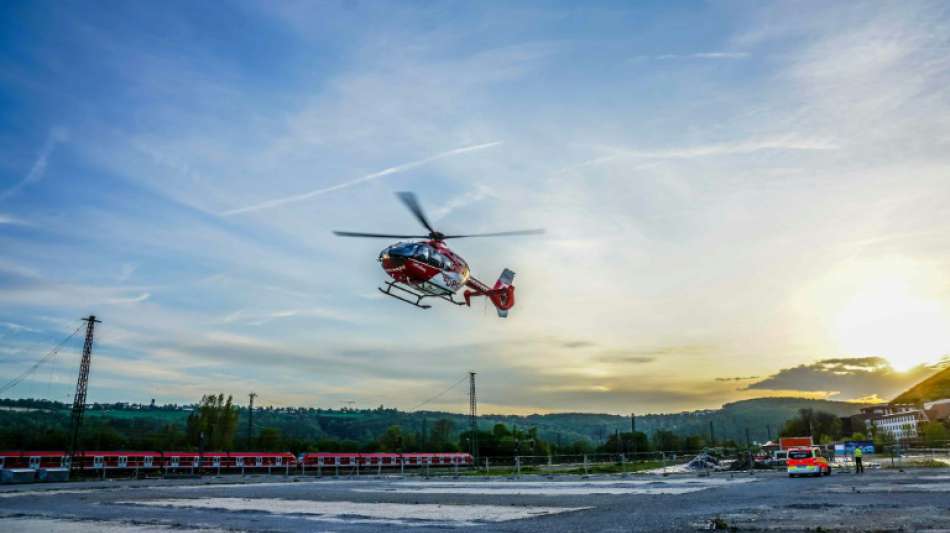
[489,268,516,318]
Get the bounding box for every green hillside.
[892,365,950,404]
[0,396,867,452]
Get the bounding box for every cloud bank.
[745,357,937,401]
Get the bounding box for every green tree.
[430,419,455,450]
[186,394,239,450]
[684,435,706,452]
[652,430,681,451]
[379,425,405,451]
[921,421,948,446]
[257,427,282,451]
[598,431,650,454]
[779,408,841,441]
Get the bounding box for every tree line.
[4,396,944,455]
[779,407,949,447]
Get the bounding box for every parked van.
[787,446,831,477]
[768,449,788,467]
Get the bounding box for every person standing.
[853,446,864,474]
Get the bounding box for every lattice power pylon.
[67,315,101,469]
[468,371,478,459]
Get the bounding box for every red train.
[0,451,473,474]
[299,452,473,468]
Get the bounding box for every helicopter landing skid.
[378,281,467,309]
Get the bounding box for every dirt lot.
[1,468,948,531]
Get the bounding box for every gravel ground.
[1,469,949,531]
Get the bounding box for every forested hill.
[499,397,868,445]
[0,396,867,451]
[893,365,950,404]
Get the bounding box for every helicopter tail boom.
[464,269,516,318]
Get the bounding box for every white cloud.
[651,52,749,60]
[594,135,838,161]
[0,214,29,225]
[430,185,497,221]
[0,322,40,333]
[0,127,67,202]
[107,292,151,304]
[220,142,503,216]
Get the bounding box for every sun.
[814,257,950,371]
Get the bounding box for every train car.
[298,452,473,469]
[224,452,296,470]
[1,450,471,478]
[0,451,67,469]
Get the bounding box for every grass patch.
[460,460,666,477]
[882,459,950,469]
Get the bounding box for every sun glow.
[810,257,950,371]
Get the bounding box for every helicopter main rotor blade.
[333,231,430,239]
[396,191,438,236]
[440,229,546,239]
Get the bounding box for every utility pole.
[247,392,257,448]
[745,427,753,473]
[631,413,637,458]
[766,424,772,442]
[468,372,477,460]
[67,315,100,470]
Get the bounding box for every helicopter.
[333,192,543,317]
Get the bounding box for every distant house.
[923,399,950,423]
[849,404,900,436]
[868,408,929,441]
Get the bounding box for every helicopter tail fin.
[488,269,516,318]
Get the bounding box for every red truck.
[779,437,813,450]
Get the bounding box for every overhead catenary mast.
[247,392,257,447]
[468,372,478,460]
[67,315,101,469]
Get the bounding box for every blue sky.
[2,1,950,414]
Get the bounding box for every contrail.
[221,141,502,216]
[0,127,67,202]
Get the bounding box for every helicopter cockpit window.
[386,243,416,258]
[429,253,445,269]
[413,245,430,262]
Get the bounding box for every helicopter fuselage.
[379,240,476,295]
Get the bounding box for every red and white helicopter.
[334,192,542,317]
